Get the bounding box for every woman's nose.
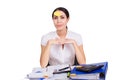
[57,17,61,23]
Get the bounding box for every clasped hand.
[48,38,75,45]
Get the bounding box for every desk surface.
[27,65,105,80]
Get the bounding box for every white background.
[0,0,120,80]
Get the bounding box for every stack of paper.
[27,67,53,79]
[27,64,71,80]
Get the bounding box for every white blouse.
[41,31,83,66]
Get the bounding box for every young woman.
[40,7,86,68]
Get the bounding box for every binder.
[70,62,108,80]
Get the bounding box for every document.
[27,64,71,79]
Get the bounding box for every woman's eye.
[53,16,58,19]
[61,16,65,19]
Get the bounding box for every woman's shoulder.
[68,31,83,45]
[68,31,82,37]
[41,31,56,45]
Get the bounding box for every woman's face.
[52,10,69,31]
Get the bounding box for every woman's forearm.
[40,42,51,68]
[72,41,86,64]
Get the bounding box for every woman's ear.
[67,17,70,22]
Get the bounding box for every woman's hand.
[63,39,75,44]
[47,38,76,45]
[47,39,59,45]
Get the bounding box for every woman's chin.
[56,28,63,31]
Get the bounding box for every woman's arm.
[73,42,86,64]
[64,39,86,64]
[40,43,51,68]
[40,39,59,68]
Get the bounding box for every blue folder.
[70,62,108,79]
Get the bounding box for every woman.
[40,7,86,68]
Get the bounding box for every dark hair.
[52,7,70,19]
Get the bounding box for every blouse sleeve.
[41,35,47,46]
[75,34,83,46]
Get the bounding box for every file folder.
[70,62,108,80]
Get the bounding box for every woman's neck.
[57,29,67,39]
